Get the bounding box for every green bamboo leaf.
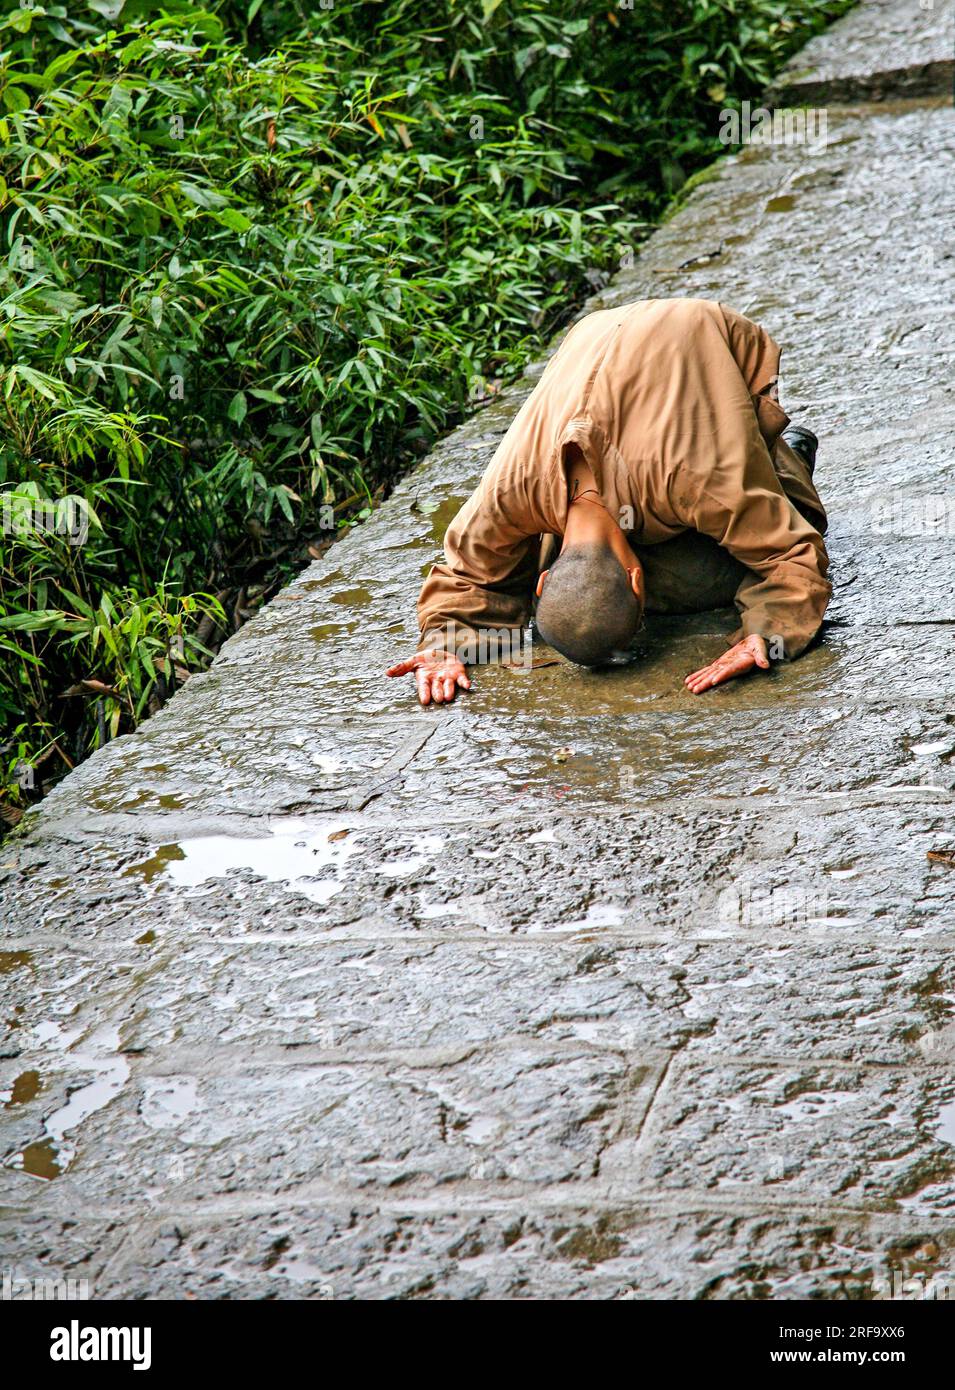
[14,365,62,402]
[214,209,253,233]
[0,639,43,665]
[3,87,31,114]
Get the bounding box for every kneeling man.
[388,297,830,705]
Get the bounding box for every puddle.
[552,903,627,933]
[125,842,186,884]
[528,828,558,844]
[328,587,372,607]
[459,1113,506,1145]
[132,818,360,905]
[418,900,463,920]
[2,1070,41,1107]
[105,790,186,811]
[775,1090,856,1122]
[298,568,345,591]
[268,1256,336,1287]
[308,753,341,775]
[766,195,797,213]
[0,951,32,975]
[4,1026,129,1180]
[140,1077,200,1131]
[310,622,349,641]
[17,1139,63,1180]
[933,1097,955,1147]
[417,495,470,545]
[32,1020,84,1049]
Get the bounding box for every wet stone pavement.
[3,1,955,1299]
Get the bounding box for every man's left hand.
[684,634,770,694]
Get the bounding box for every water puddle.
[32,1020,84,1049]
[328,587,372,607]
[2,1070,41,1107]
[313,754,342,776]
[548,903,627,933]
[140,1077,200,1131]
[97,789,187,812]
[416,495,470,544]
[933,1097,955,1147]
[310,621,351,641]
[418,900,463,920]
[775,1090,856,1122]
[459,1112,506,1145]
[125,843,186,884]
[0,950,32,975]
[17,1139,63,1180]
[4,1026,129,1180]
[267,1256,335,1288]
[131,818,360,905]
[297,568,345,591]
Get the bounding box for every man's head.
[535,542,643,666]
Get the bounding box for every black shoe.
[781,425,818,477]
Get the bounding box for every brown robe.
[417,298,830,660]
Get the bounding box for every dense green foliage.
[1,0,854,817]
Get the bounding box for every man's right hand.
[386,649,471,706]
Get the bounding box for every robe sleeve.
[416,479,539,661]
[675,438,832,660]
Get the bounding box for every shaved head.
[535,543,642,666]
